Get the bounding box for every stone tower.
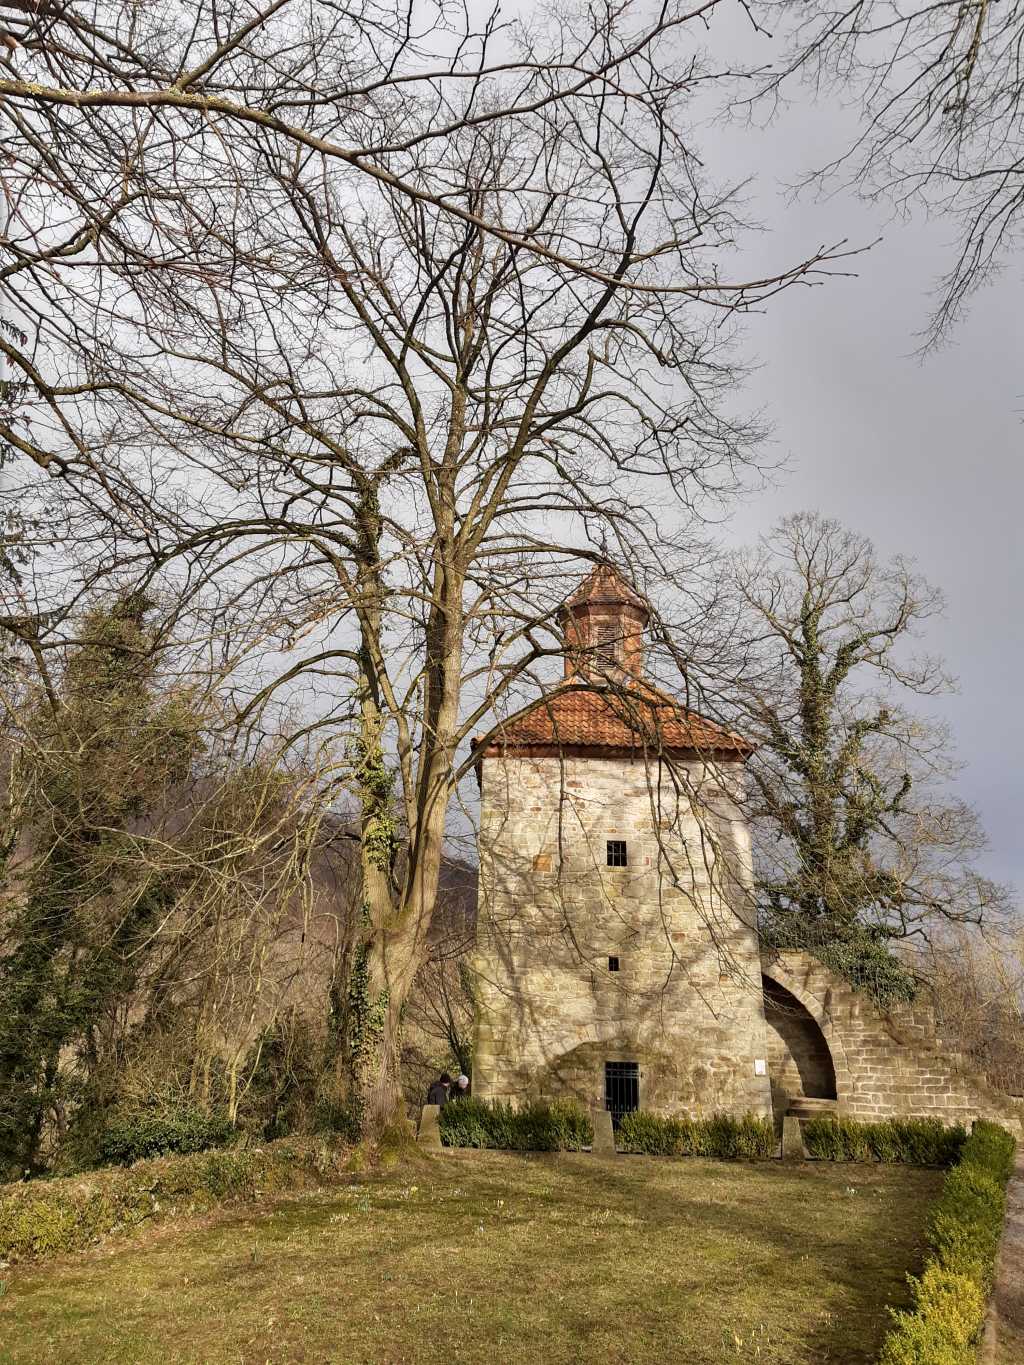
[471,564,774,1122]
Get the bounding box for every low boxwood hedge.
[803,1116,967,1167]
[0,1136,348,1264]
[616,1111,776,1159]
[438,1097,593,1151]
[877,1119,1016,1364]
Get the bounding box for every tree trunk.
[342,915,422,1135]
[339,700,455,1136]
[337,479,465,1138]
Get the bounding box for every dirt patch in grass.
[0,1151,940,1365]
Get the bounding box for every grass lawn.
[0,1150,941,1364]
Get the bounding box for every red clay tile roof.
[478,681,753,759]
[557,562,650,619]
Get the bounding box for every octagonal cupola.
[556,562,650,679]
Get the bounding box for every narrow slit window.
[608,956,620,972]
[606,839,628,867]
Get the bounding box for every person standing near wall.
[426,1073,452,1106]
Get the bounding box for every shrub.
[97,1106,235,1166]
[616,1111,776,1159]
[0,1135,349,1263]
[877,1120,1016,1364]
[237,1015,325,1140]
[312,1097,361,1143]
[879,1266,985,1365]
[438,1097,592,1152]
[802,1116,967,1167]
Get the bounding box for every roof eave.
[475,739,754,763]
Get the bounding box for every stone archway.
[762,974,837,1119]
[761,956,855,1104]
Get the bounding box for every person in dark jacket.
[452,1074,471,1100]
[426,1073,452,1106]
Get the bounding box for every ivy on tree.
[729,514,1008,1005]
[0,595,204,1176]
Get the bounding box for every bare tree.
[0,0,853,484]
[754,0,1024,342]
[98,107,831,1134]
[923,925,1024,1095]
[0,0,856,1136]
[0,0,722,269]
[723,512,1012,1001]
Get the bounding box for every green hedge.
[803,1116,967,1167]
[97,1107,235,1166]
[438,1098,593,1151]
[0,1136,348,1263]
[616,1111,776,1159]
[878,1119,1016,1365]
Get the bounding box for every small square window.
[608,956,620,972]
[606,839,628,867]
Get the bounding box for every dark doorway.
[605,1060,639,1127]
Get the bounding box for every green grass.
[0,1151,941,1364]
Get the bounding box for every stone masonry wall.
[473,753,774,1119]
[764,952,1024,1135]
[472,753,1024,1134]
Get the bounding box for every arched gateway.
[762,976,837,1117]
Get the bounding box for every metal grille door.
[605,1060,639,1128]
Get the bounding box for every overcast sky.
[690,36,1024,888]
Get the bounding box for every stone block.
[417,1104,443,1151]
[592,1108,617,1156]
[781,1115,806,1160]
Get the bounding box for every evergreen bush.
[237,1016,325,1141]
[616,1111,776,1159]
[802,1116,967,1167]
[0,597,210,1180]
[878,1120,1016,1364]
[438,1097,592,1151]
[878,1266,985,1365]
[312,1098,361,1143]
[97,1106,235,1166]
